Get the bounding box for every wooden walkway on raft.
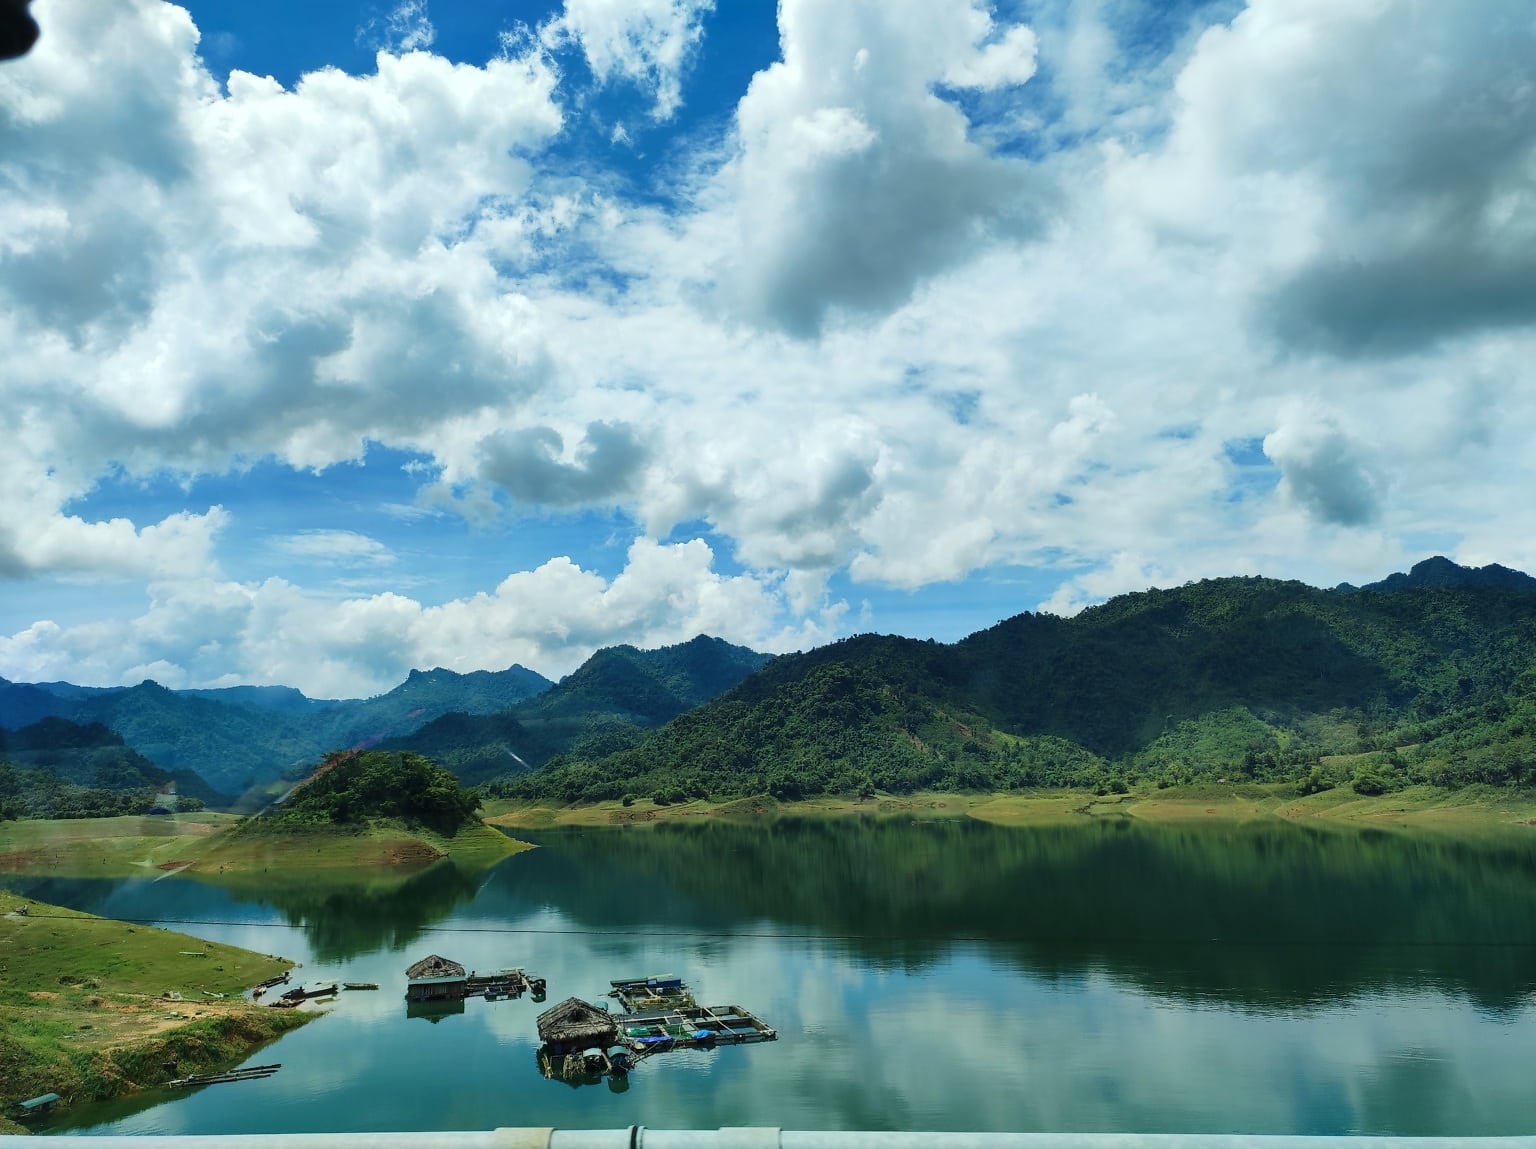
[608,974,696,1013]
[466,968,546,1001]
[617,1004,777,1053]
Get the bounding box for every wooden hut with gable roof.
[536,997,618,1054]
[405,954,468,1002]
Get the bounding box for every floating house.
[536,997,619,1055]
[405,954,468,1002]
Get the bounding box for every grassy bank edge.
[482,782,1536,832]
[186,819,529,874]
[0,891,315,1132]
[0,817,531,880]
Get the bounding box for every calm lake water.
[12,815,1536,1136]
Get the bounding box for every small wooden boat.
[342,982,379,991]
[15,1093,60,1120]
[280,982,339,1001]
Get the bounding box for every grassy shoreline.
[0,816,528,880]
[185,819,527,874]
[0,891,314,1132]
[482,782,1536,832]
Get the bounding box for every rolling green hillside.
[503,559,1536,803]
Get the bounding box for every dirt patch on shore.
[379,842,444,864]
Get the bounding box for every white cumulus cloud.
[542,0,715,120]
[0,539,840,698]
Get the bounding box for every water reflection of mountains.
[4,861,487,964]
[488,817,1536,1012]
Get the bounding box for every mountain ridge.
[0,641,767,799]
[383,635,772,785]
[501,559,1536,803]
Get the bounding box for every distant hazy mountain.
[297,664,556,756]
[0,678,71,728]
[0,642,776,799]
[177,684,344,715]
[0,663,554,797]
[387,635,772,785]
[506,560,1536,803]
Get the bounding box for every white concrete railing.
[35,1131,1536,1149]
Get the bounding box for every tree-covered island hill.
[7,558,1536,841]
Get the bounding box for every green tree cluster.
[271,750,481,835]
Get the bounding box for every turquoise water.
[13,816,1536,1135]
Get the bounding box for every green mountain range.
[8,558,1536,811]
[382,635,773,785]
[0,638,768,802]
[0,664,554,796]
[502,558,1536,803]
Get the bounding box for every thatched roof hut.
[537,997,618,1049]
[406,954,465,980]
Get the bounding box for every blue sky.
[1,0,1530,696]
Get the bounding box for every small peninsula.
[0,892,308,1132]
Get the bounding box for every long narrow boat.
[279,982,338,1001]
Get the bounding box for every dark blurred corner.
[1,0,38,61]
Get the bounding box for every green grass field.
[185,819,527,873]
[0,889,310,1126]
[0,815,528,881]
[483,783,1536,832]
[0,813,241,878]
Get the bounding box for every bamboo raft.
[168,1063,280,1088]
[617,1004,777,1052]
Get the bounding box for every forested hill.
[262,750,482,837]
[0,717,226,819]
[504,559,1536,803]
[384,635,772,785]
